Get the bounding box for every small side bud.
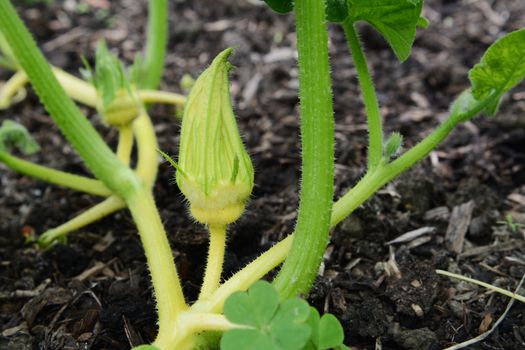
[95,89,140,126]
[180,74,195,93]
[85,41,141,127]
[384,132,403,160]
[176,48,254,226]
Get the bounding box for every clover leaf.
[347,0,424,62]
[305,307,347,350]
[0,120,39,154]
[221,281,311,350]
[469,28,525,116]
[222,281,350,350]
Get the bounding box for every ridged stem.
[272,0,335,298]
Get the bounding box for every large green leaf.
[347,0,424,62]
[469,28,525,115]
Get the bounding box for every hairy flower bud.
[96,88,140,126]
[176,48,254,226]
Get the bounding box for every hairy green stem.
[199,225,228,300]
[128,187,188,349]
[140,0,168,89]
[0,151,111,196]
[342,20,383,170]
[273,0,335,298]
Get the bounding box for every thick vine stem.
[272,0,335,299]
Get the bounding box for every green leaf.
[270,299,311,349]
[326,0,349,23]
[347,0,424,62]
[0,120,39,154]
[222,281,311,350]
[221,329,275,350]
[469,28,525,115]
[318,314,344,349]
[306,307,346,350]
[263,0,294,14]
[224,280,279,328]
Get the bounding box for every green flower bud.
[176,48,254,226]
[96,88,141,126]
[84,40,141,126]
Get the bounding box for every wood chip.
[407,235,433,249]
[460,240,525,259]
[445,201,475,253]
[73,261,108,282]
[507,193,525,206]
[479,313,493,333]
[386,226,436,245]
[411,303,424,317]
[424,206,450,221]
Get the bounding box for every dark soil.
[1,0,525,349]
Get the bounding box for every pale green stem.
[178,312,240,333]
[37,196,125,247]
[199,225,227,300]
[116,124,134,166]
[133,109,158,186]
[192,235,293,314]
[139,89,186,106]
[160,312,242,350]
[127,186,188,349]
[0,151,111,196]
[52,68,98,107]
[0,70,27,109]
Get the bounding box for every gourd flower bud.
[176,48,254,226]
[84,40,141,126]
